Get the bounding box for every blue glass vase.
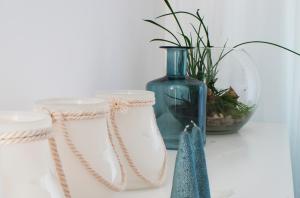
[146,46,207,150]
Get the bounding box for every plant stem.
[219,41,300,63]
[163,0,187,46]
[233,41,300,56]
[144,19,181,45]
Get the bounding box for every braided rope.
[109,99,167,187]
[51,111,126,192]
[48,137,72,198]
[0,128,51,144]
[0,127,72,197]
[51,112,108,122]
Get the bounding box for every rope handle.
[0,128,51,144]
[48,137,72,198]
[51,111,127,192]
[39,108,127,198]
[109,99,168,187]
[42,97,167,196]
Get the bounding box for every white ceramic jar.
[97,90,167,190]
[35,98,126,198]
[0,111,63,198]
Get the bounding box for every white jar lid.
[35,97,109,113]
[0,111,51,133]
[96,90,155,102]
[0,111,52,144]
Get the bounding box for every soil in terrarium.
[206,86,254,134]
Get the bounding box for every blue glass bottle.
[146,46,207,150]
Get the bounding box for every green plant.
[144,0,300,131]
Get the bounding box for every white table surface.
[112,122,294,198]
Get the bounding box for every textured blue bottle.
[146,46,207,150]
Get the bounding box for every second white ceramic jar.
[35,98,126,198]
[97,90,167,190]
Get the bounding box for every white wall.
[0,0,166,110]
[0,0,299,123]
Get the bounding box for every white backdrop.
[0,0,166,110]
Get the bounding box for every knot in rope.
[110,98,130,113]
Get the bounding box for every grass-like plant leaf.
[215,40,300,68]
[150,38,180,46]
[233,41,300,56]
[144,19,181,45]
[163,0,187,46]
[156,11,198,21]
[191,24,206,46]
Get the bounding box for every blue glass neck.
[166,48,188,79]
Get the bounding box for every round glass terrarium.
[204,47,260,134]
